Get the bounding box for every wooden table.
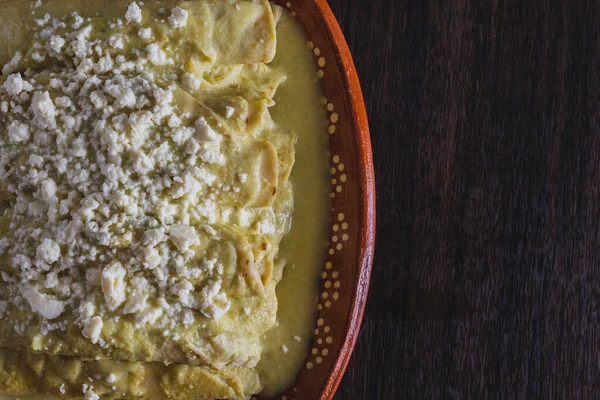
[329,0,600,398]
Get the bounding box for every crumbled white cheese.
[95,54,114,73]
[173,279,194,305]
[7,121,30,143]
[106,373,117,383]
[82,316,103,343]
[47,35,66,54]
[2,52,22,75]
[72,13,84,29]
[3,73,24,96]
[225,105,235,118]
[90,90,107,109]
[181,309,194,325]
[123,291,148,314]
[146,43,168,65]
[109,35,124,49]
[79,302,96,322]
[125,2,142,24]
[143,228,166,247]
[142,246,161,269]
[32,52,46,62]
[182,72,201,90]
[168,7,188,28]
[138,27,152,39]
[31,91,56,129]
[198,279,230,320]
[36,238,61,264]
[40,178,57,199]
[101,261,127,311]
[194,117,220,142]
[168,114,182,128]
[135,307,163,327]
[237,209,250,226]
[106,84,136,108]
[22,287,65,319]
[169,225,199,253]
[55,96,73,108]
[256,219,276,235]
[84,387,100,400]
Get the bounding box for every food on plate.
[0,1,329,398]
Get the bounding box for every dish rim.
[309,1,376,398]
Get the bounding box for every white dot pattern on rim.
[278,1,353,398]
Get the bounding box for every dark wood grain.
[329,0,600,398]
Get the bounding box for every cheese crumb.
[41,179,57,204]
[7,121,30,143]
[168,7,188,28]
[109,35,124,49]
[90,90,107,109]
[169,225,199,252]
[2,51,22,75]
[3,73,24,96]
[84,387,100,400]
[146,43,168,65]
[23,287,65,319]
[194,117,220,142]
[198,279,230,320]
[101,261,127,311]
[31,91,56,129]
[82,316,103,344]
[37,238,61,264]
[142,246,161,269]
[138,27,152,39]
[123,291,148,314]
[182,72,201,90]
[125,2,142,24]
[48,35,66,53]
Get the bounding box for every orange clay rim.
[312,1,376,399]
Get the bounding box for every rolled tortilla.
[0,0,277,69]
[0,221,280,367]
[0,347,262,400]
